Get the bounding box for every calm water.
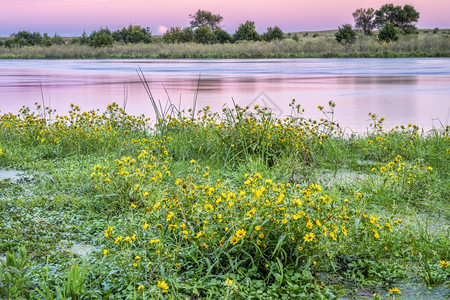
[1,58,450,131]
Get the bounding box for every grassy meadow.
[0,99,448,299]
[0,29,449,59]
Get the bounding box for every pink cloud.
[158,25,168,34]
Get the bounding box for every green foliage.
[194,25,217,44]
[112,25,152,44]
[378,22,399,42]
[335,24,356,44]
[233,20,261,42]
[52,34,65,45]
[262,26,285,41]
[57,262,87,300]
[375,4,420,34]
[88,28,114,47]
[13,31,42,46]
[0,100,449,298]
[292,33,299,42]
[163,27,194,43]
[214,28,232,44]
[433,27,439,34]
[189,9,224,31]
[353,8,376,35]
[0,247,30,299]
[41,33,53,47]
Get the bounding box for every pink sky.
[1,0,449,36]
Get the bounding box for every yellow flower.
[440,260,449,268]
[225,278,234,285]
[157,280,169,293]
[130,203,137,209]
[304,232,315,242]
[137,285,144,291]
[427,166,433,171]
[236,229,246,239]
[341,227,348,236]
[254,225,261,231]
[135,256,141,260]
[143,223,149,230]
[373,229,380,239]
[190,159,196,164]
[150,239,160,244]
[297,246,303,251]
[230,236,239,245]
[388,287,401,294]
[103,249,108,255]
[306,221,313,229]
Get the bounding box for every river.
[1,58,449,131]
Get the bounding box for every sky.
[1,0,449,36]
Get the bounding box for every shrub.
[214,28,232,44]
[89,28,114,47]
[194,25,217,44]
[378,22,399,42]
[233,21,261,42]
[262,26,284,41]
[335,24,356,44]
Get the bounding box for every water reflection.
[0,59,449,132]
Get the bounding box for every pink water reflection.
[1,59,449,132]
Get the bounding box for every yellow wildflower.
[304,232,315,242]
[389,287,401,294]
[157,280,169,293]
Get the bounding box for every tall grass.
[1,31,449,59]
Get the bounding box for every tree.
[113,25,152,44]
[189,9,223,31]
[335,24,356,44]
[233,21,261,42]
[194,25,217,44]
[214,28,232,44]
[262,26,284,41]
[13,31,42,46]
[41,33,53,47]
[163,27,194,43]
[292,33,299,42]
[352,8,375,35]
[378,22,399,42]
[375,4,419,34]
[89,28,114,47]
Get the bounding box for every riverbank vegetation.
[1,4,449,59]
[0,99,448,298]
[0,29,449,59]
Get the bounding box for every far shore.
[1,29,449,59]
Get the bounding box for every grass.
[0,100,449,299]
[0,29,449,59]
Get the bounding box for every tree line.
[335,3,420,44]
[1,5,424,48]
[0,10,286,48]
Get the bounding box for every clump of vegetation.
[335,24,356,44]
[378,22,400,42]
[0,99,448,298]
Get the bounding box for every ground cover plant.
[0,100,448,299]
